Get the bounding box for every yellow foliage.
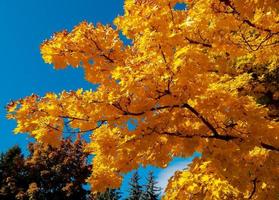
[163,161,241,200]
[6,0,279,198]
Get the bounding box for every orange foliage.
[7,0,279,198]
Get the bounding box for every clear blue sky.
[0,0,196,198]
[0,0,119,152]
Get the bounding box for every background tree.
[25,138,91,200]
[7,0,279,199]
[141,171,161,200]
[127,171,142,200]
[0,138,92,200]
[92,188,121,200]
[0,146,28,200]
[244,66,279,120]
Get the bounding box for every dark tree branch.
[248,178,257,199]
[59,115,89,122]
[160,131,238,141]
[168,2,175,23]
[261,142,279,152]
[92,40,114,63]
[109,101,279,152]
[46,120,106,134]
[100,54,114,63]
[185,36,212,48]
[220,0,278,34]
[180,103,219,136]
[159,44,167,63]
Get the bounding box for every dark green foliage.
[127,171,143,200]
[93,188,121,200]
[141,171,161,200]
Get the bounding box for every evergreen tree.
[141,171,161,200]
[127,171,142,200]
[93,188,121,200]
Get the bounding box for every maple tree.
[6,0,279,199]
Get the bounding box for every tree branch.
[159,131,238,141]
[180,103,219,136]
[261,142,279,152]
[92,40,114,63]
[185,36,212,48]
[111,101,279,152]
[46,120,106,134]
[248,178,257,199]
[220,0,278,34]
[58,115,89,122]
